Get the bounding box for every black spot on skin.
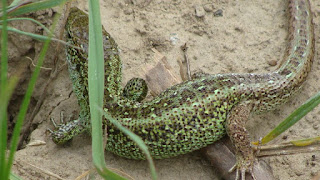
[280,69,291,76]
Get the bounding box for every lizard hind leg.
[226,102,257,180]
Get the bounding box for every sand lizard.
[51,0,315,179]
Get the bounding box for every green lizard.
[51,0,315,179]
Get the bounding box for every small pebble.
[203,4,214,12]
[214,9,223,17]
[195,5,206,18]
[169,33,179,45]
[267,60,278,66]
[313,123,318,130]
[282,135,288,140]
[234,27,244,33]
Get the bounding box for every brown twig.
[255,141,320,157]
[180,43,191,80]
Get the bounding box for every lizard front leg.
[226,102,256,180]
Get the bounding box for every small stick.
[255,141,320,157]
[180,43,191,80]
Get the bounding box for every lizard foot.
[48,111,86,145]
[228,155,256,180]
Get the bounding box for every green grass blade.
[0,0,9,177]
[88,1,127,179]
[10,171,22,180]
[88,0,106,170]
[0,104,8,179]
[3,0,68,17]
[0,25,69,44]
[95,168,127,180]
[0,17,53,36]
[0,25,74,49]
[256,91,320,145]
[88,1,132,179]
[0,77,19,180]
[8,0,22,8]
[290,136,320,146]
[87,0,156,178]
[1,0,8,89]
[0,25,51,40]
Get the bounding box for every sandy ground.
[7,0,320,179]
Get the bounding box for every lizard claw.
[47,112,64,136]
[229,156,256,180]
